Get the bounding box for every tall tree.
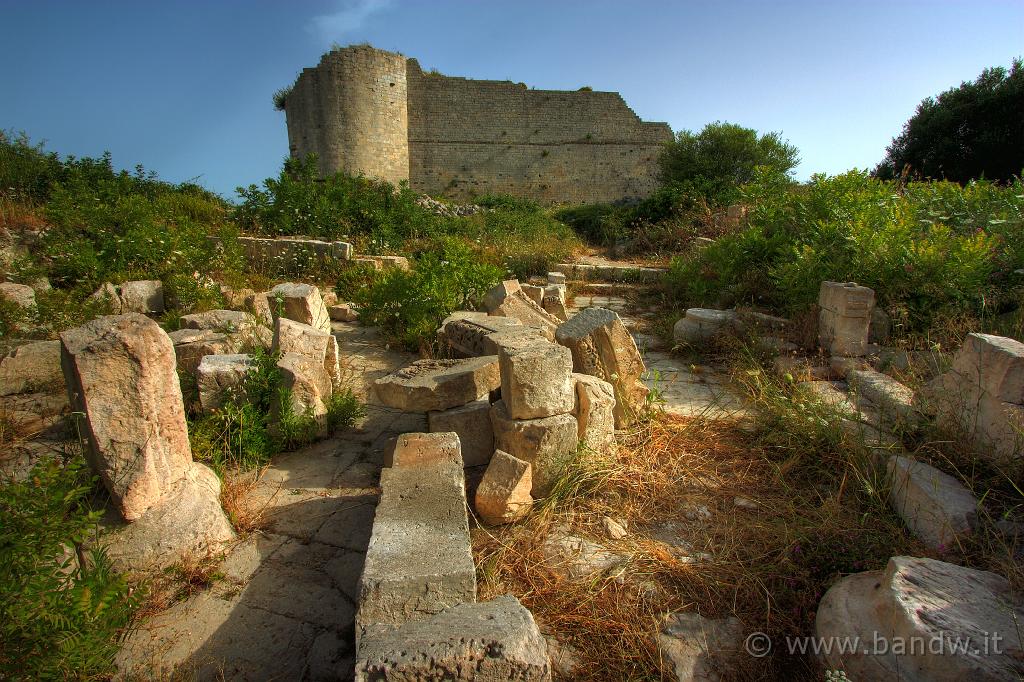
[659,122,799,205]
[876,59,1023,183]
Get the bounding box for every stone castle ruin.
[282,44,673,204]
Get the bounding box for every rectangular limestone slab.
[356,453,476,636]
[356,595,551,681]
[952,333,1024,404]
[818,281,875,317]
[428,398,494,467]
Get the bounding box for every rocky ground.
[115,261,753,680]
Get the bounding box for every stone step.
[551,262,665,284]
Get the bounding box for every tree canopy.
[658,121,799,205]
[876,59,1023,183]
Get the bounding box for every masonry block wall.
[284,45,673,204]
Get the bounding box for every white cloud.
[309,0,392,42]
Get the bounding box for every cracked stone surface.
[115,320,418,681]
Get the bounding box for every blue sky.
[2,1,1021,198]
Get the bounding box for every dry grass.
[220,466,274,536]
[135,551,227,621]
[474,391,927,680]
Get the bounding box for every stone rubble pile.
[89,280,165,315]
[414,194,485,218]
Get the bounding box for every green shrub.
[0,131,64,204]
[235,155,435,250]
[473,193,541,212]
[0,456,137,680]
[659,121,800,206]
[665,169,1023,334]
[354,240,503,350]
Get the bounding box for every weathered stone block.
[499,340,574,420]
[951,333,1024,403]
[356,449,475,633]
[555,307,648,427]
[848,369,921,431]
[328,303,358,322]
[179,309,257,332]
[0,340,63,396]
[60,314,192,521]
[815,556,1024,680]
[196,354,253,413]
[818,281,875,357]
[385,431,462,468]
[101,462,235,574]
[168,328,233,376]
[672,308,737,346]
[886,455,977,550]
[493,294,560,342]
[475,450,532,525]
[521,283,545,306]
[484,279,522,313]
[245,290,274,327]
[118,280,165,314]
[356,596,550,681]
[374,356,500,412]
[276,352,331,424]
[268,282,331,334]
[0,282,36,309]
[428,397,494,467]
[272,317,341,390]
[657,612,744,682]
[490,400,577,496]
[437,312,523,357]
[573,373,616,453]
[547,271,566,285]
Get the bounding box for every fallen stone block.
[428,397,494,467]
[276,352,331,426]
[374,356,500,412]
[60,313,192,521]
[365,255,409,271]
[0,340,63,396]
[437,312,523,357]
[475,450,532,525]
[168,328,234,376]
[385,431,462,468]
[573,373,616,453]
[328,303,358,323]
[555,307,648,427]
[484,279,523,313]
[196,354,253,413]
[542,295,569,322]
[268,282,331,334]
[672,308,737,345]
[815,555,1024,680]
[521,283,545,306]
[951,332,1024,403]
[818,281,875,357]
[355,595,550,681]
[657,612,744,682]
[848,368,921,431]
[118,280,165,314]
[547,271,566,285]
[493,293,560,342]
[541,525,624,578]
[180,309,258,332]
[356,448,475,633]
[887,455,977,550]
[245,290,274,327]
[772,356,831,382]
[321,289,338,307]
[272,317,341,390]
[499,340,574,420]
[0,281,36,309]
[490,400,577,496]
[100,462,235,574]
[88,282,122,313]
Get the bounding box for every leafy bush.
[235,155,435,250]
[876,59,1023,183]
[665,169,1024,335]
[1,456,137,680]
[354,239,503,350]
[0,131,64,204]
[473,193,541,212]
[659,122,799,206]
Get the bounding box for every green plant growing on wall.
[272,86,292,111]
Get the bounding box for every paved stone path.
[116,270,745,680]
[116,322,420,681]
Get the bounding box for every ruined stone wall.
[284,46,673,204]
[285,46,408,185]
